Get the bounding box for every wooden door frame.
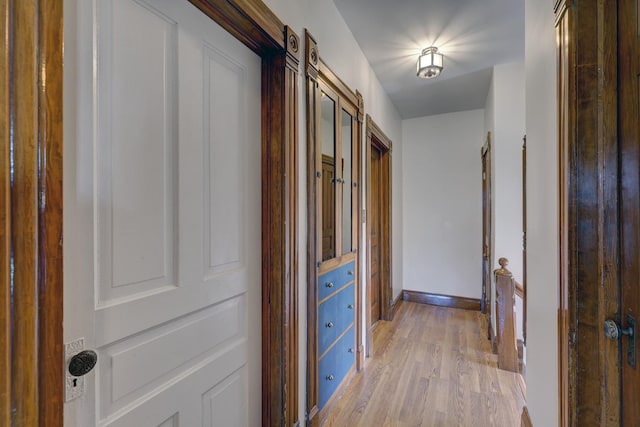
[522,135,527,345]
[481,133,493,343]
[4,0,300,425]
[365,115,393,356]
[556,0,619,425]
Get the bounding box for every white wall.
[260,0,404,422]
[484,62,526,340]
[524,1,558,425]
[402,109,484,299]
[484,73,495,144]
[490,62,525,283]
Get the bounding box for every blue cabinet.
[318,326,355,409]
[317,263,356,410]
[318,261,355,301]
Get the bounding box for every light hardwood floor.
[322,301,525,427]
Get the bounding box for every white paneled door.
[63,0,261,425]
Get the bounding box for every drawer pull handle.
[326,282,334,288]
[347,270,353,276]
[326,375,334,381]
[348,348,354,353]
[347,304,354,309]
[326,322,334,328]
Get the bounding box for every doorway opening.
[365,115,393,356]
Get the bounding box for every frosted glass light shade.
[417,47,443,79]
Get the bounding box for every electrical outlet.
[65,338,85,402]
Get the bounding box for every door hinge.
[569,329,577,346]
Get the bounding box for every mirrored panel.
[341,109,353,254]
[321,93,336,261]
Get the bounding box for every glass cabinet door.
[341,109,353,254]
[321,93,336,261]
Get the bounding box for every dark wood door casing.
[522,136,527,345]
[365,115,393,357]
[556,0,620,425]
[370,147,381,328]
[481,133,493,346]
[4,0,301,425]
[618,0,640,423]
[3,1,64,425]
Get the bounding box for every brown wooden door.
[619,0,640,423]
[369,147,381,327]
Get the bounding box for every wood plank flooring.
[322,301,525,427]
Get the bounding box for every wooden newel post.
[494,258,518,372]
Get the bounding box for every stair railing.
[494,257,519,372]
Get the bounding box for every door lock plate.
[627,315,636,369]
[65,338,86,402]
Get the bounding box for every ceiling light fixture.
[417,47,443,79]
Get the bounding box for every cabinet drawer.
[336,284,355,331]
[334,326,356,382]
[318,261,355,301]
[318,326,355,410]
[318,284,355,356]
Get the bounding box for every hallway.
[323,302,525,426]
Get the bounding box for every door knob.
[68,350,98,377]
[604,316,636,369]
[604,319,633,341]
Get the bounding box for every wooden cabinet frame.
[305,30,364,427]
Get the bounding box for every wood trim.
[365,115,393,357]
[0,0,10,424]
[556,5,573,426]
[188,0,285,54]
[515,281,524,299]
[522,136,527,345]
[554,0,573,26]
[304,30,321,424]
[12,1,43,424]
[38,0,64,423]
[495,273,518,373]
[258,25,300,427]
[354,90,364,373]
[556,0,619,425]
[521,406,533,427]
[481,132,493,344]
[391,292,403,318]
[318,58,359,108]
[403,290,481,311]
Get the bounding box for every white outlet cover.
[64,338,85,402]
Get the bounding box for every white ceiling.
[332,0,525,119]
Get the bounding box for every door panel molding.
[5,0,300,425]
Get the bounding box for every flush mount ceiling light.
[417,47,443,79]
